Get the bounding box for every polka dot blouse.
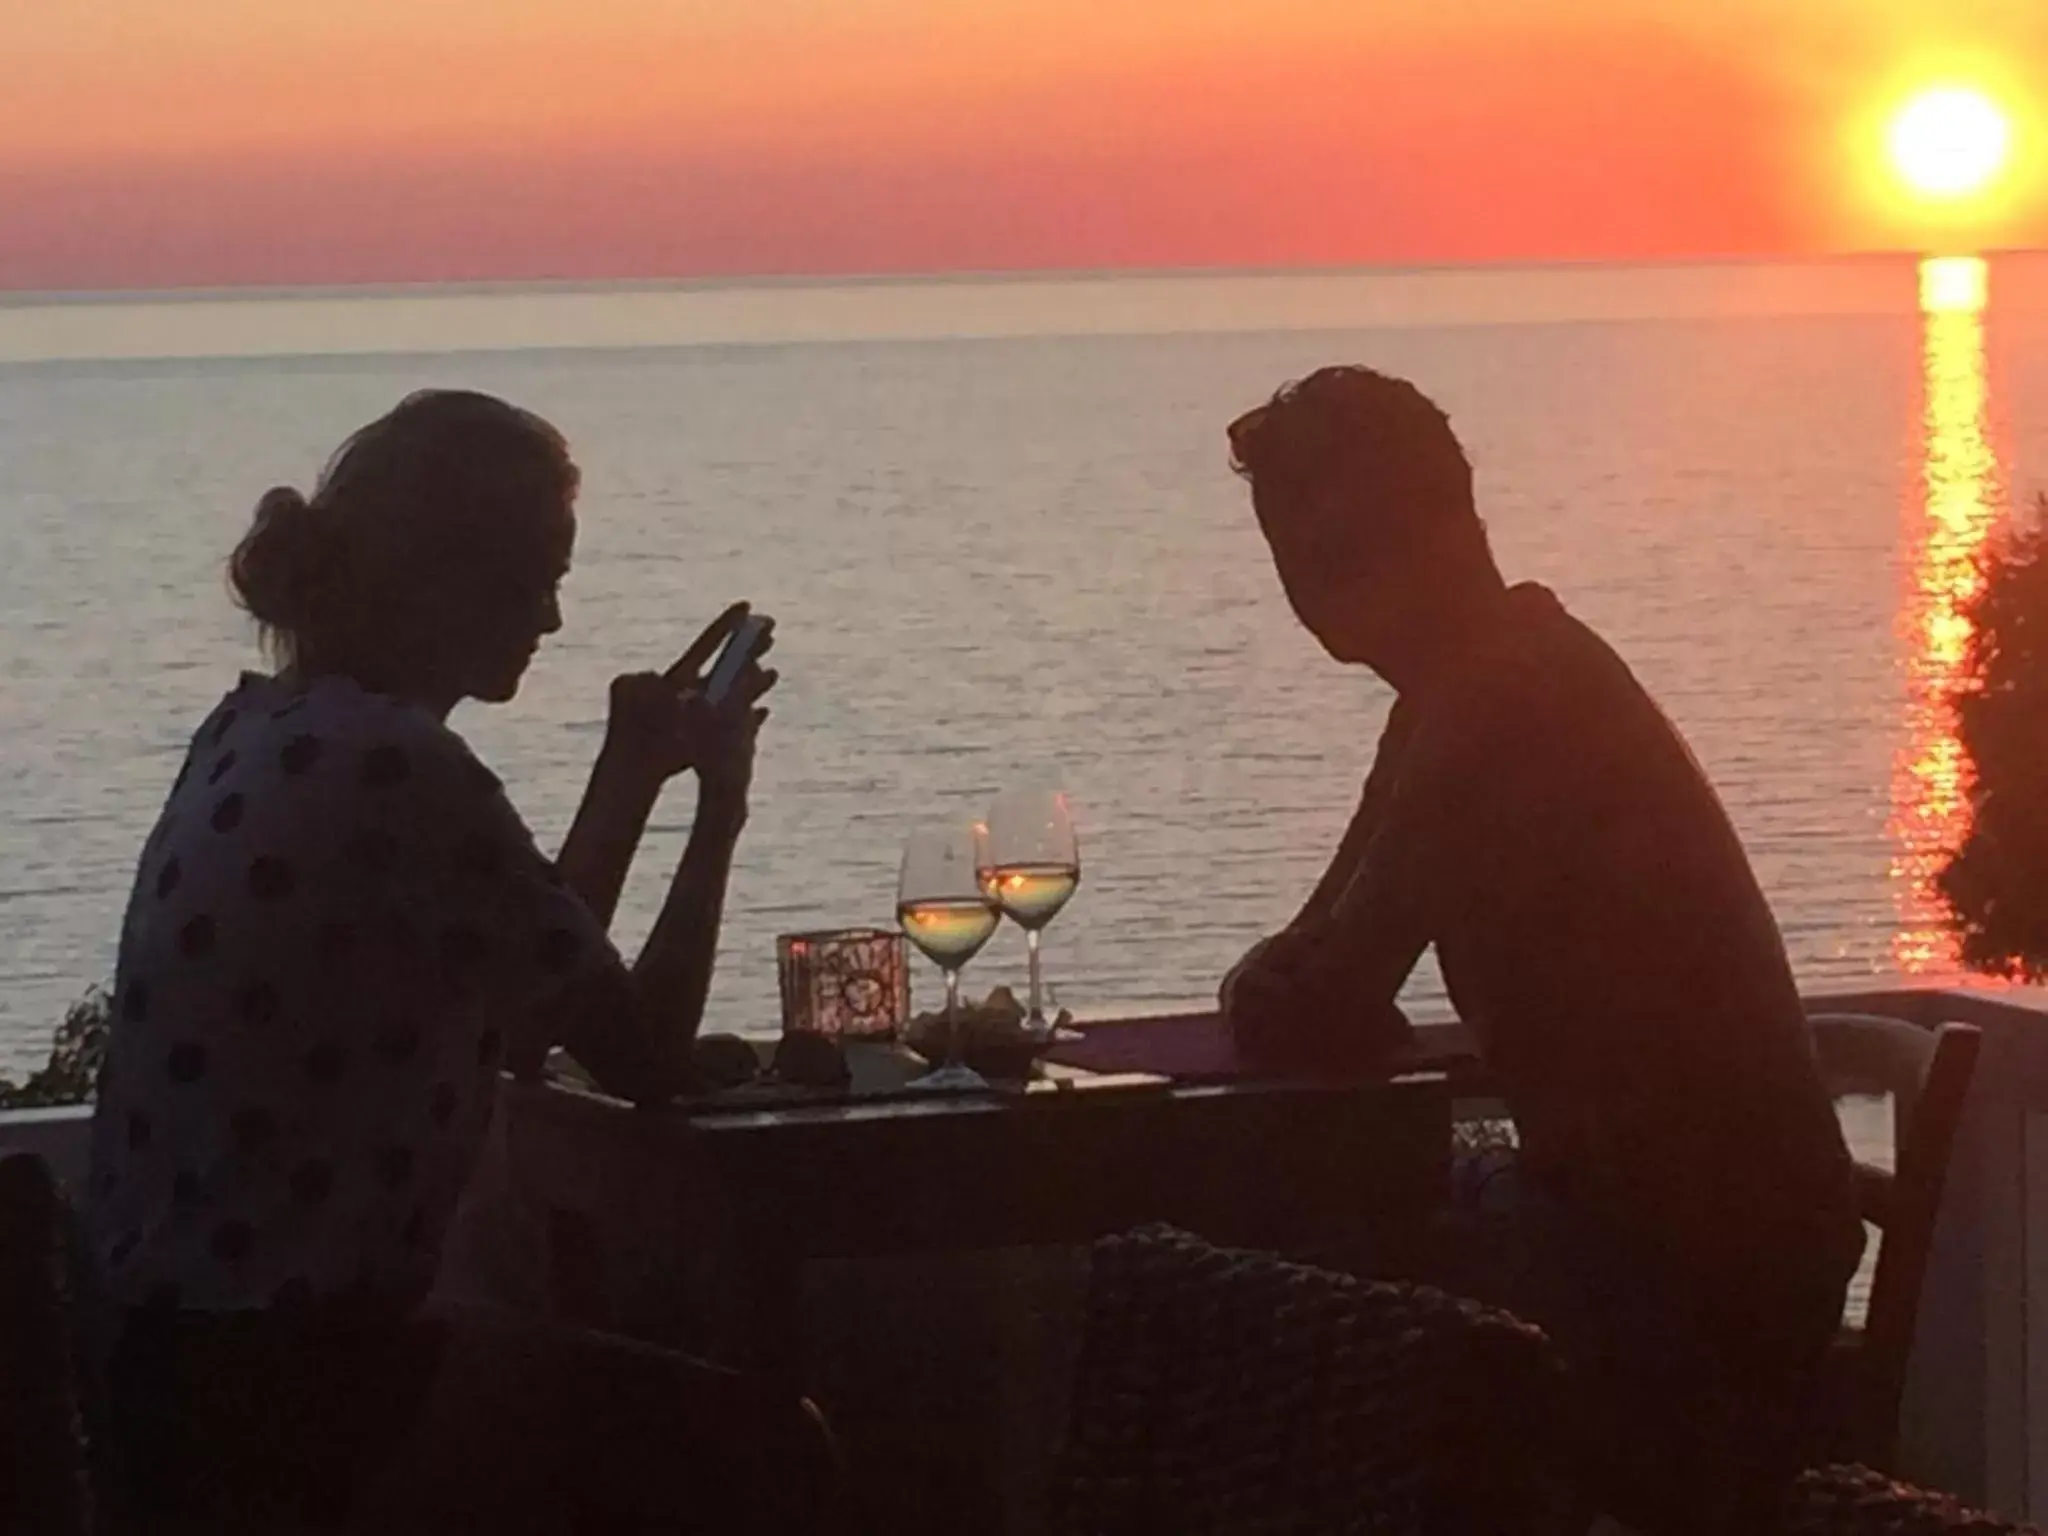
[87,673,618,1314]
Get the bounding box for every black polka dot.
[172,1170,200,1205]
[207,750,239,786]
[304,1041,348,1086]
[539,926,582,974]
[110,1232,139,1266]
[452,835,503,880]
[126,1110,152,1151]
[374,1015,422,1066]
[235,981,279,1027]
[208,1220,253,1265]
[438,925,487,977]
[210,709,239,746]
[122,981,150,1023]
[210,793,245,834]
[361,745,411,788]
[272,1277,314,1312]
[477,1028,504,1068]
[154,857,182,900]
[166,1041,208,1084]
[92,1168,117,1199]
[374,1145,416,1191]
[347,830,397,878]
[401,1206,428,1248]
[247,855,295,901]
[430,1081,459,1127]
[177,914,215,958]
[230,1105,277,1153]
[289,1159,333,1205]
[280,734,322,775]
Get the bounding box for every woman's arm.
[624,780,749,1064]
[546,666,772,1102]
[554,610,767,926]
[554,746,663,929]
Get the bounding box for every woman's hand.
[601,603,778,799]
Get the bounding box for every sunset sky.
[5,0,2047,292]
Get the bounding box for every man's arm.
[1218,700,1420,1010]
[1290,698,1420,932]
[1224,719,1450,1071]
[1221,664,1555,1075]
[1224,861,1431,1072]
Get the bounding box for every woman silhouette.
[87,390,803,1530]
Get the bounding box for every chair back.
[1809,1015,1984,1466]
[1787,1463,2042,1534]
[1054,1223,1576,1536]
[0,1149,94,1536]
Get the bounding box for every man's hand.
[1220,924,1411,1073]
[601,604,778,798]
[1220,928,1318,1034]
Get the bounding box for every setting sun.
[1888,87,2014,201]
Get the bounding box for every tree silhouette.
[0,987,108,1109]
[1941,497,2048,978]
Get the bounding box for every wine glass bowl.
[896,823,1000,1091]
[897,899,1000,970]
[988,864,1079,930]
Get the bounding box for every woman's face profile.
[420,493,575,706]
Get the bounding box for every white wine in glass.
[897,823,999,1091]
[986,787,1081,1038]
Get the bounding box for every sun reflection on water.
[1890,256,2003,974]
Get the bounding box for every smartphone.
[702,613,772,706]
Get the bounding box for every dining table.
[479,1012,1478,1534]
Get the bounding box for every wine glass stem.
[944,966,964,1069]
[1026,927,1044,1027]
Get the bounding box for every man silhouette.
[1221,365,1863,1531]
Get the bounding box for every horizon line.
[7,245,2042,312]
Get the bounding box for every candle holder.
[776,928,909,1041]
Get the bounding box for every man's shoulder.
[1402,593,1666,802]
[1474,590,1655,727]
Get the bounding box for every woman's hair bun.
[227,485,334,643]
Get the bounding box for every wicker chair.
[1786,1464,2042,1535]
[1053,1224,1577,1536]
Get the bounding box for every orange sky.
[4,0,2047,291]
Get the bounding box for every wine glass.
[986,787,1082,1039]
[896,822,1001,1091]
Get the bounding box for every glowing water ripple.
[1889,257,2004,973]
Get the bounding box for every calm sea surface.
[5,258,2048,1082]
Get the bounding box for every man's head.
[1228,366,1501,678]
